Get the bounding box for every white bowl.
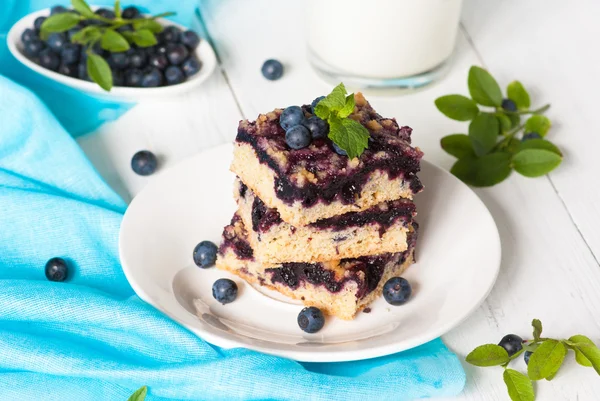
[7,8,217,100]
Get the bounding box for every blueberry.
[67,26,81,40]
[302,116,329,139]
[261,59,283,81]
[91,42,109,58]
[161,26,181,43]
[181,56,201,77]
[108,52,128,69]
[311,96,325,113]
[125,68,143,87]
[498,334,523,356]
[46,32,67,52]
[128,49,147,69]
[502,98,517,112]
[117,25,133,33]
[297,306,325,333]
[148,54,168,70]
[122,6,140,19]
[285,125,311,150]
[383,277,412,305]
[58,63,77,77]
[181,30,200,50]
[112,70,124,86]
[164,66,185,85]
[166,44,189,65]
[131,150,158,175]
[522,132,542,142]
[45,257,68,282]
[21,28,37,44]
[51,5,68,15]
[78,62,91,81]
[212,278,238,305]
[141,68,163,87]
[524,351,533,365]
[34,16,47,32]
[332,143,347,156]
[60,43,80,64]
[38,49,60,71]
[193,241,218,268]
[95,8,115,19]
[279,105,304,130]
[24,39,46,57]
[155,45,168,55]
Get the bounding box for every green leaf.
[527,339,567,380]
[435,95,479,121]
[320,83,347,111]
[503,369,535,401]
[87,53,113,91]
[440,134,475,159]
[133,19,165,34]
[451,152,512,187]
[509,113,521,128]
[532,319,542,341]
[71,26,101,45]
[505,138,521,154]
[114,0,121,18]
[497,113,512,133]
[314,102,330,121]
[568,335,594,368]
[129,29,158,47]
[468,66,503,107]
[507,81,531,110]
[127,386,148,401]
[71,0,95,18]
[524,115,551,136]
[338,94,355,118]
[469,113,500,156]
[40,13,80,33]
[519,139,562,156]
[328,116,370,159]
[512,149,562,177]
[465,344,511,367]
[101,29,130,52]
[569,335,600,373]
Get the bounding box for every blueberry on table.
[60,43,80,65]
[47,32,67,52]
[501,98,517,112]
[382,277,412,305]
[522,132,542,142]
[141,68,163,87]
[148,54,169,70]
[45,257,68,282]
[131,150,158,176]
[286,125,312,150]
[122,6,140,19]
[108,52,128,69]
[24,39,46,58]
[332,142,347,156]
[181,56,201,77]
[33,16,46,32]
[297,307,325,333]
[95,8,116,19]
[38,49,60,71]
[50,5,68,15]
[279,105,304,130]
[524,350,533,365]
[21,28,37,44]
[311,96,325,113]
[161,26,182,43]
[498,334,523,356]
[193,241,218,268]
[128,49,147,69]
[302,116,329,139]
[212,278,238,305]
[181,30,200,50]
[125,69,143,87]
[261,59,283,81]
[58,63,77,77]
[165,66,185,85]
[166,44,189,66]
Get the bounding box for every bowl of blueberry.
[7,1,217,99]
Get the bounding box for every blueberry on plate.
[58,63,77,77]
[382,277,412,305]
[311,96,326,113]
[166,44,189,66]
[498,334,523,356]
[122,6,140,19]
[131,150,158,175]
[33,16,46,32]
[212,278,238,305]
[332,142,347,156]
[61,43,80,65]
[522,132,542,141]
[165,65,185,85]
[38,48,60,71]
[67,26,81,40]
[24,39,46,57]
[302,116,329,139]
[181,56,201,77]
[109,52,128,69]
[117,24,133,33]
[148,54,169,70]
[193,240,218,268]
[128,49,147,69]
[125,68,143,87]
[502,98,517,112]
[21,28,37,44]
[112,70,124,86]
[286,125,311,150]
[45,257,68,282]
[297,306,325,333]
[279,105,304,130]
[161,26,182,43]
[155,45,168,55]
[181,30,200,50]
[261,59,283,81]
[95,8,115,19]
[46,32,67,52]
[141,67,163,87]
[50,5,68,15]
[78,62,91,81]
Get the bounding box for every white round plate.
[119,143,501,362]
[7,8,216,101]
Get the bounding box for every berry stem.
[501,103,551,116]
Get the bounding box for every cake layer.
[230,93,423,226]
[235,178,416,263]
[216,213,418,320]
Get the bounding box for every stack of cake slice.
[216,93,423,320]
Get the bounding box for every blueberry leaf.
[71,26,101,45]
[509,113,521,129]
[465,344,511,367]
[503,369,534,401]
[569,335,600,373]
[114,0,121,18]
[451,152,512,187]
[101,29,130,52]
[337,94,355,118]
[133,19,164,34]
[87,53,113,91]
[527,339,567,380]
[525,115,551,136]
[71,0,96,18]
[518,139,562,156]
[497,113,512,133]
[505,138,521,154]
[435,95,479,121]
[507,81,531,110]
[129,29,158,47]
[469,113,500,156]
[40,12,80,33]
[532,319,543,341]
[512,149,562,177]
[127,385,148,401]
[440,134,475,159]
[468,66,503,107]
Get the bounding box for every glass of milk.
[306,0,463,89]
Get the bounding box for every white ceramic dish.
[119,143,501,362]
[7,8,217,100]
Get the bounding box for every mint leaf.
[469,113,500,156]
[519,139,562,156]
[525,115,551,136]
[503,369,535,401]
[127,386,148,401]
[87,53,113,91]
[527,339,567,380]
[451,152,512,187]
[319,83,347,111]
[435,95,479,121]
[40,12,80,33]
[532,319,542,341]
[440,134,475,159]
[468,66,502,107]
[101,29,130,52]
[129,29,158,47]
[71,0,95,18]
[338,94,355,118]
[71,26,101,45]
[507,81,531,110]
[569,335,600,373]
[512,149,562,177]
[466,344,511,367]
[328,117,369,159]
[497,113,512,132]
[133,19,165,34]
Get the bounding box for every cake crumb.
[363,307,372,314]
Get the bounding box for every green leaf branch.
[436,66,561,187]
[127,385,148,401]
[466,319,600,401]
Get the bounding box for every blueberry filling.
[219,215,254,260]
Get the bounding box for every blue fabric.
[0,0,197,137]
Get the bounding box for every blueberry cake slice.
[230,93,424,226]
[234,178,416,264]
[216,212,418,320]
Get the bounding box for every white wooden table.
[77,0,600,399]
